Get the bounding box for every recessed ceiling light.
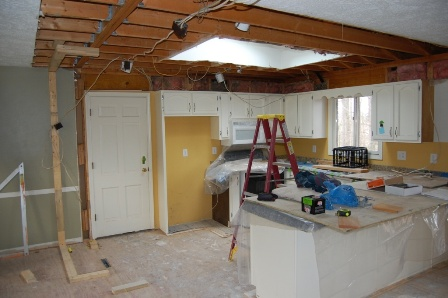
[169,37,342,70]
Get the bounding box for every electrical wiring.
[186,65,211,82]
[152,57,182,77]
[135,67,153,90]
[223,79,286,109]
[61,56,121,121]
[61,0,247,119]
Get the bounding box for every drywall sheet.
[0,67,80,252]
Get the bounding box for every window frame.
[327,92,383,160]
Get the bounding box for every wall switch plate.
[430,153,438,164]
[397,151,406,160]
[312,145,316,153]
[212,147,217,155]
[183,148,188,157]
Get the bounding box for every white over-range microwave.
[222,118,265,146]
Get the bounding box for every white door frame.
[85,91,154,238]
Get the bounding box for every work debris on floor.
[0,223,254,297]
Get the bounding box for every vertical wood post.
[49,71,66,245]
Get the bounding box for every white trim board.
[0,237,82,258]
[0,186,78,199]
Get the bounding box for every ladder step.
[253,144,270,149]
[267,138,285,144]
[272,161,292,167]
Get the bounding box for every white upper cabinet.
[284,91,327,138]
[264,94,284,115]
[192,92,219,116]
[230,93,251,118]
[211,93,232,140]
[162,91,218,116]
[284,94,299,137]
[162,91,191,116]
[248,94,265,118]
[372,80,421,142]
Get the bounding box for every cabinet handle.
[395,127,397,137]
[189,103,191,112]
[298,126,300,135]
[247,108,250,117]
[194,103,196,112]
[389,127,392,137]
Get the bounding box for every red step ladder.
[228,114,299,260]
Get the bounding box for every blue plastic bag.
[321,181,358,210]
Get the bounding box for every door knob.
[142,168,148,172]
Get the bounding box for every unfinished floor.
[1,222,447,297]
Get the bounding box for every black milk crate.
[333,146,368,168]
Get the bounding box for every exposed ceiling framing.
[31,0,448,81]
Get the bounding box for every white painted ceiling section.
[169,37,342,69]
[0,0,40,67]
[253,0,448,47]
[0,0,447,67]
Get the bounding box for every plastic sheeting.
[204,147,271,195]
[232,201,448,298]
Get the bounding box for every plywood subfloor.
[0,224,254,297]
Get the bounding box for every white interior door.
[86,92,153,239]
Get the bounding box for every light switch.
[183,148,188,157]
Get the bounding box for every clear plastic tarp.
[204,146,273,195]
[232,197,448,298]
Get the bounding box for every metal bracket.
[106,5,114,21]
[97,21,103,33]
[90,33,96,43]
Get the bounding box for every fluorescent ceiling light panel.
[169,37,341,70]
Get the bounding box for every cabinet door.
[264,94,284,137]
[162,91,191,115]
[249,94,265,118]
[372,85,394,140]
[220,93,231,138]
[264,94,284,114]
[297,93,313,137]
[192,92,218,116]
[284,94,299,137]
[394,81,421,142]
[231,93,250,118]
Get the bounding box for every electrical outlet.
[212,147,217,155]
[182,148,188,157]
[430,153,438,164]
[397,151,406,161]
[312,145,316,153]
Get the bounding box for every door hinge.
[95,214,97,221]
[91,162,94,169]
[90,109,92,116]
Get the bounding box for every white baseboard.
[0,237,83,257]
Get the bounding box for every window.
[329,95,382,159]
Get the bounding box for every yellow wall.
[165,117,215,226]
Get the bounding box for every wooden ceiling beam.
[37,30,91,43]
[38,17,99,33]
[41,0,109,20]
[139,0,433,56]
[76,0,142,68]
[49,44,99,71]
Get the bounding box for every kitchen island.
[235,185,448,298]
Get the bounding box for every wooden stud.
[49,71,66,245]
[111,280,149,295]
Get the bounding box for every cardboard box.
[301,195,325,214]
[384,176,422,196]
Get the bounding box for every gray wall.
[0,66,81,251]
